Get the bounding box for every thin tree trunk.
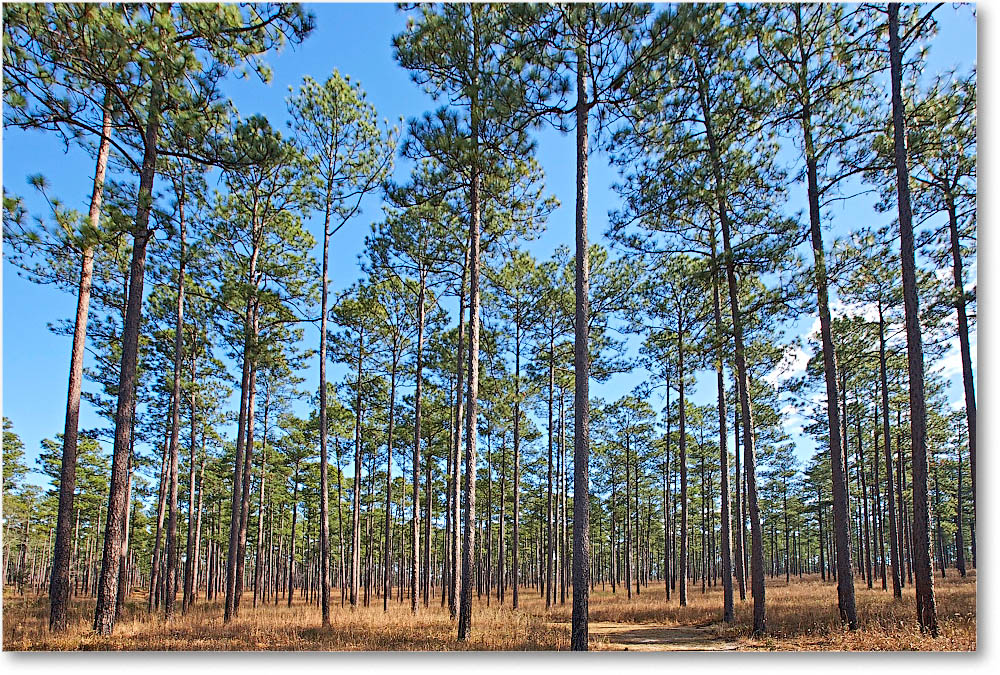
[946,198,975,556]
[793,7,856,624]
[318,204,332,625]
[288,460,300,608]
[184,341,199,612]
[165,183,187,621]
[694,52,764,633]
[546,331,555,609]
[94,80,162,635]
[513,320,521,609]
[411,281,425,614]
[351,330,365,607]
[50,92,112,633]
[450,242,469,620]
[570,39,591,652]
[710,231,735,622]
[879,305,903,598]
[889,3,937,636]
[383,353,398,612]
[457,99,481,640]
[252,392,270,608]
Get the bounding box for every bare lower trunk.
[546,332,555,609]
[694,52,764,631]
[678,325,688,608]
[879,307,903,598]
[383,357,398,612]
[570,45,591,652]
[710,231,735,623]
[512,326,521,609]
[93,82,161,635]
[165,183,187,621]
[287,463,300,608]
[184,346,198,612]
[350,331,365,607]
[457,164,481,641]
[318,221,332,625]
[224,311,254,623]
[889,3,937,636]
[411,282,425,614]
[797,38,857,626]
[50,93,112,633]
[450,243,469,620]
[946,199,975,548]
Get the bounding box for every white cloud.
[763,343,811,387]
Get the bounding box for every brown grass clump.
[2,571,975,651]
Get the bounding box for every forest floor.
[2,572,975,651]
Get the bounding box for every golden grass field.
[2,572,975,651]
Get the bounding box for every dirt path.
[584,621,739,651]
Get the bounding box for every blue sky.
[1,2,978,490]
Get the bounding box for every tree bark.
[450,242,469,620]
[570,37,591,653]
[709,230,735,623]
[184,339,198,612]
[165,170,187,622]
[694,52,765,632]
[791,4,856,625]
[350,329,365,607]
[94,80,162,636]
[457,116,481,641]
[50,91,112,633]
[411,281,425,614]
[383,351,398,612]
[879,305,903,598]
[889,3,937,636]
[318,201,332,625]
[512,317,521,609]
[946,198,975,545]
[287,460,300,607]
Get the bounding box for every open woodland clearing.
[3,574,975,651]
[1,2,977,655]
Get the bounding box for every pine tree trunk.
[351,330,365,607]
[165,182,187,621]
[318,211,332,625]
[946,198,975,552]
[252,395,270,608]
[450,242,469,620]
[184,344,198,612]
[879,306,903,598]
[411,282,425,614]
[512,322,521,609]
[709,231,735,622]
[625,433,633,600]
[288,461,300,608]
[694,53,764,632]
[546,331,555,609]
[457,117,481,641]
[235,326,259,613]
[857,406,873,589]
[570,39,591,652]
[383,354,398,612]
[50,92,112,633]
[678,318,689,606]
[889,3,937,636]
[801,85,856,632]
[94,80,162,635]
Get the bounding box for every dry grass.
[2,572,975,651]
[2,589,568,651]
